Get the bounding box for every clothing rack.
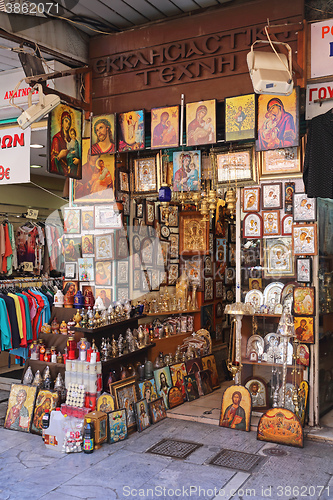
[0,276,61,289]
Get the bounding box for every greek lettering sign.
[0,127,31,184]
[306,81,333,119]
[311,20,333,78]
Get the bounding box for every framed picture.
[215,281,223,299]
[156,240,170,268]
[296,257,312,284]
[179,212,208,255]
[141,270,150,292]
[94,204,122,229]
[132,235,141,255]
[63,281,78,303]
[109,376,137,431]
[138,379,158,403]
[48,104,82,179]
[244,377,268,411]
[133,155,159,195]
[118,170,129,193]
[95,261,112,286]
[135,201,144,219]
[263,237,294,278]
[285,181,295,213]
[225,267,235,285]
[257,408,303,448]
[159,270,168,286]
[172,151,201,192]
[65,262,77,280]
[243,213,263,239]
[281,215,293,236]
[261,183,282,209]
[149,269,158,291]
[219,384,251,432]
[229,243,236,266]
[141,237,154,266]
[225,93,256,142]
[148,397,167,424]
[31,390,58,435]
[95,233,114,261]
[139,220,148,238]
[108,409,127,443]
[294,317,314,343]
[202,355,220,389]
[151,105,179,149]
[168,263,179,286]
[91,114,116,154]
[186,99,216,146]
[95,287,112,309]
[154,366,172,409]
[216,301,223,318]
[243,186,260,212]
[183,375,199,401]
[209,233,214,255]
[135,399,151,432]
[256,89,299,152]
[170,363,187,402]
[216,238,227,262]
[168,386,184,409]
[204,277,214,301]
[4,384,38,432]
[181,256,204,291]
[78,257,94,282]
[159,204,178,226]
[74,151,115,204]
[201,304,214,335]
[145,201,155,226]
[117,287,129,301]
[204,255,213,276]
[201,153,214,180]
[133,269,141,290]
[81,208,94,231]
[262,210,280,236]
[216,146,257,186]
[292,223,317,256]
[198,370,213,395]
[249,278,262,290]
[117,260,129,285]
[169,233,179,259]
[259,147,302,179]
[118,192,130,216]
[293,193,317,223]
[293,286,315,316]
[118,110,144,151]
[97,393,115,413]
[160,224,170,240]
[64,208,81,234]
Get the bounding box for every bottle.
[42,409,50,441]
[83,418,94,453]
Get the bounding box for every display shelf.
[73,315,146,335]
[242,360,294,367]
[145,309,200,316]
[22,358,65,382]
[104,343,155,365]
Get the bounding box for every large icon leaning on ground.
[219,384,252,432]
[257,407,304,448]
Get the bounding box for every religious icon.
[91,114,116,154]
[294,317,314,343]
[219,384,251,432]
[151,105,179,148]
[243,186,260,212]
[292,223,317,256]
[243,213,263,239]
[173,151,201,192]
[4,384,37,433]
[186,99,216,146]
[262,210,280,236]
[118,110,145,151]
[225,94,256,142]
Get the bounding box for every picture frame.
[186,99,216,146]
[204,255,213,276]
[148,397,167,424]
[136,201,144,218]
[262,210,280,237]
[133,155,159,195]
[134,399,151,432]
[293,286,315,316]
[215,281,223,299]
[294,317,314,343]
[216,145,257,186]
[202,355,220,390]
[96,393,115,413]
[216,238,227,262]
[116,236,129,260]
[181,256,204,291]
[117,287,129,301]
[201,304,214,336]
[216,301,223,318]
[168,263,179,286]
[168,386,184,409]
[91,113,116,154]
[141,237,154,266]
[169,233,179,260]
[293,193,317,223]
[78,258,94,282]
[225,267,235,285]
[94,204,123,229]
[179,212,208,255]
[281,215,293,236]
[249,278,262,290]
[243,186,260,212]
[256,89,299,152]
[65,262,77,280]
[229,243,236,266]
[259,147,302,179]
[138,379,158,403]
[296,257,312,284]
[149,269,159,291]
[132,235,141,255]
[133,269,141,290]
[244,376,269,411]
[169,363,187,402]
[263,237,294,278]
[145,201,155,226]
[31,390,58,435]
[160,224,170,240]
[257,408,303,448]
[81,234,94,256]
[141,270,151,292]
[151,105,179,149]
[108,409,128,443]
[292,223,317,256]
[48,104,83,179]
[95,233,114,261]
[284,182,295,213]
[118,170,129,192]
[81,208,94,231]
[156,240,170,268]
[95,287,112,309]
[219,384,252,432]
[154,366,172,409]
[242,213,263,239]
[225,93,256,142]
[4,384,38,433]
[64,208,81,234]
[172,151,201,192]
[183,375,200,401]
[116,260,129,285]
[117,192,130,216]
[118,110,144,152]
[261,183,282,209]
[95,261,112,286]
[159,270,168,287]
[109,376,137,432]
[204,277,214,301]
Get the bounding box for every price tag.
[23,262,33,272]
[26,209,38,219]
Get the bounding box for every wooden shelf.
[73,315,146,334]
[145,310,200,317]
[103,343,155,364]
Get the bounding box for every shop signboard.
[306,81,333,119]
[311,20,333,78]
[0,126,31,184]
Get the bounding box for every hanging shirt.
[0,297,12,350]
[0,294,20,349]
[0,225,5,270]
[15,225,39,267]
[8,293,24,341]
[17,293,32,342]
[2,224,13,273]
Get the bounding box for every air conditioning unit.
[247,40,294,96]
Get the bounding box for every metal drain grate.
[208,449,263,472]
[146,439,203,459]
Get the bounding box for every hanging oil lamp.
[225,188,237,218]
